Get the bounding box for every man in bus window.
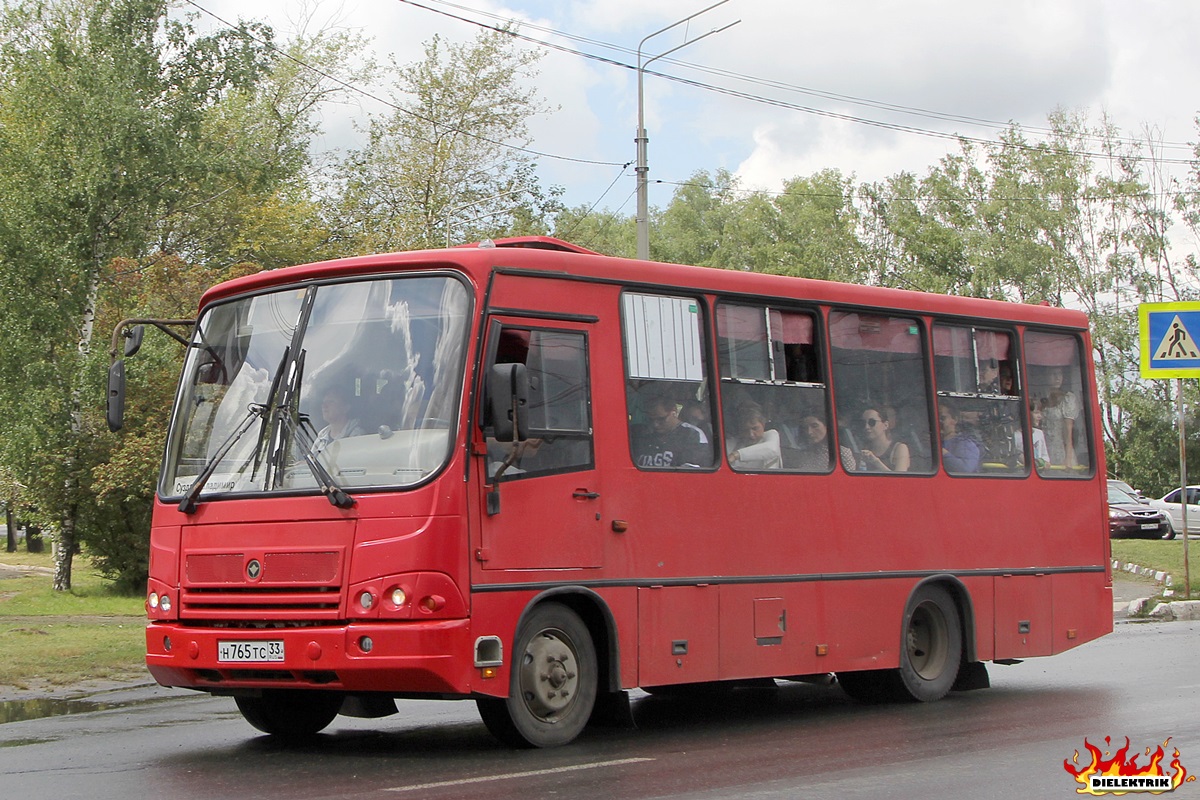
[632,395,710,469]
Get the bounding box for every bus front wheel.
[896,584,962,702]
[476,603,598,748]
[234,689,343,738]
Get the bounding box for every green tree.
[0,0,353,589]
[333,28,560,253]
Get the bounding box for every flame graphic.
[1064,737,1193,795]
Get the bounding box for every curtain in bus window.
[624,292,717,471]
[1025,331,1090,476]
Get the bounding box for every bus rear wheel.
[234,689,343,738]
[896,584,962,702]
[476,603,597,748]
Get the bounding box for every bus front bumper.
[145,618,476,696]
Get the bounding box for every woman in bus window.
[858,406,910,472]
[1037,366,1078,468]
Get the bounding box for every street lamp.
[636,0,739,260]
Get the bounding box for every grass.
[1110,538,1200,598]
[0,549,147,693]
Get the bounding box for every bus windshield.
[160,274,471,501]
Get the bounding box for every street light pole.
[636,1,739,261]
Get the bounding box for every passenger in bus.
[977,358,1001,394]
[797,415,856,471]
[998,362,1017,395]
[680,399,713,440]
[939,403,981,474]
[1035,366,1079,467]
[311,385,365,454]
[726,405,782,470]
[1015,404,1049,469]
[858,406,910,472]
[632,395,711,468]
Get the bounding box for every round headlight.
[148,592,160,609]
[359,591,374,610]
[160,594,172,613]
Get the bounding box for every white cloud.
[188,0,1199,213]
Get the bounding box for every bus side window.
[830,311,933,474]
[716,303,833,472]
[622,292,717,470]
[484,326,594,480]
[1025,330,1092,477]
[933,325,1023,475]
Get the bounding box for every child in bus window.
[1017,404,1049,470]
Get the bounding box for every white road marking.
[386,757,656,792]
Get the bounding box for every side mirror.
[106,360,126,432]
[123,325,145,357]
[489,363,529,443]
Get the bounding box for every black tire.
[896,584,962,702]
[476,603,597,748]
[1163,521,1178,540]
[234,690,343,739]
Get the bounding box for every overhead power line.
[182,0,627,168]
[393,0,1198,167]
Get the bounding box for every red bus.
[126,236,1111,747]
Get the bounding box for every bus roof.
[197,236,1089,330]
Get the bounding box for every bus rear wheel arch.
[476,602,598,747]
[838,582,964,704]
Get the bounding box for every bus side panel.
[716,583,820,680]
[817,580,911,673]
[1051,572,1113,655]
[994,574,1053,659]
[637,585,719,686]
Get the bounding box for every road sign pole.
[1179,379,1191,599]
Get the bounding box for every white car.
[1148,486,1200,538]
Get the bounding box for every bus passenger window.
[484,326,593,480]
[716,303,834,472]
[933,325,1023,475]
[622,293,717,470]
[830,311,933,474]
[1025,331,1092,477]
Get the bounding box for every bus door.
[477,316,603,570]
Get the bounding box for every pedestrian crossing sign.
[1140,302,1200,377]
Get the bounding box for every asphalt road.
[0,618,1197,800]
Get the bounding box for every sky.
[187,0,1200,219]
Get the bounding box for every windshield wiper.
[178,403,266,514]
[285,410,355,509]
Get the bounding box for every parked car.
[1108,484,1172,539]
[1147,486,1200,539]
[1107,478,1146,503]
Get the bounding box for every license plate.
[218,640,285,663]
[1140,523,1159,530]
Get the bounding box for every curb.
[1113,559,1200,621]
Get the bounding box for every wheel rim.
[518,628,580,722]
[906,600,950,680]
